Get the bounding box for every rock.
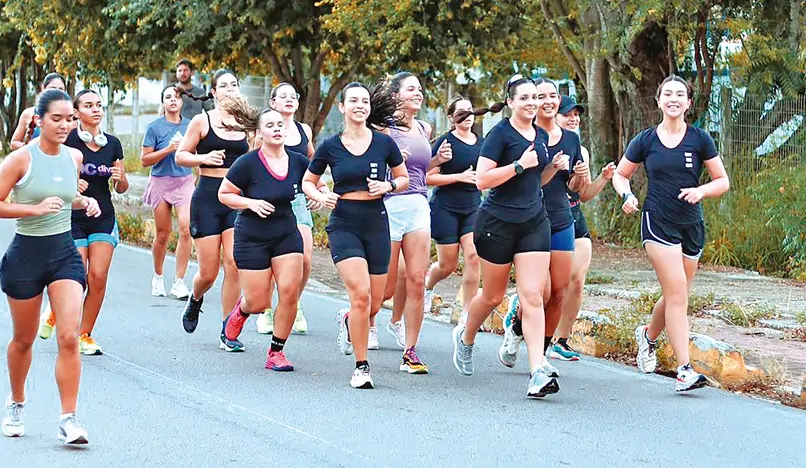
[801,375,806,404]
[759,318,801,331]
[567,311,619,357]
[427,294,444,315]
[686,333,753,386]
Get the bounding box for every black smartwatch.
[513,161,524,175]
[389,180,397,192]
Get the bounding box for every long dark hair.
[339,81,406,130]
[176,69,238,102]
[41,72,66,90]
[25,73,69,143]
[656,75,693,100]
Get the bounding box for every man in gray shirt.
[175,59,214,119]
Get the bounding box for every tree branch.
[264,46,292,83]
[313,72,353,136]
[291,47,305,91]
[539,0,587,84]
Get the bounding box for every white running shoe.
[336,308,353,355]
[635,325,658,373]
[2,395,24,437]
[38,307,55,340]
[423,288,435,314]
[257,309,274,335]
[350,365,374,389]
[58,414,88,445]
[527,368,560,398]
[368,326,380,350]
[386,320,406,350]
[170,277,190,299]
[151,274,167,297]
[543,359,560,378]
[292,305,308,335]
[676,364,708,392]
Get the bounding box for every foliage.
[717,301,777,327]
[116,211,146,244]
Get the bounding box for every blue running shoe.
[550,340,581,361]
[219,319,245,352]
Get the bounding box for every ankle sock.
[270,336,286,352]
[355,360,369,370]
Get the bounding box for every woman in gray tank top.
[0,89,100,445]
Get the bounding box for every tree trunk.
[106,84,115,134]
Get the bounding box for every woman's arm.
[111,159,129,194]
[10,108,34,151]
[141,143,178,167]
[679,156,730,204]
[176,116,223,167]
[612,156,640,213]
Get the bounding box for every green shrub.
[116,211,145,243]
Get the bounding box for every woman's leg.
[79,242,115,337]
[191,235,222,300]
[425,243,459,291]
[400,230,431,349]
[220,228,241,318]
[6,294,43,405]
[378,242,402,324]
[458,233,480,313]
[174,203,192,281]
[512,252,552,372]
[555,238,592,339]
[336,258,373,363]
[152,201,173,277]
[544,250,574,346]
[644,244,691,365]
[270,253,304,342]
[48,280,84,414]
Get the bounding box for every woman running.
[255,82,316,336]
[176,69,248,351]
[613,75,729,392]
[450,75,559,398]
[1,89,100,443]
[423,95,482,326]
[374,72,447,374]
[141,86,193,300]
[10,73,67,150]
[498,80,589,378]
[550,95,616,361]
[217,100,307,370]
[38,89,129,356]
[302,82,409,388]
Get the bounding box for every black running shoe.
[182,295,203,333]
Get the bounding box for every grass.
[796,310,806,325]
[122,141,150,176]
[586,272,616,285]
[718,302,778,327]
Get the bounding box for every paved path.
[1,219,804,467]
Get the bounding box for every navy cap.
[559,95,585,115]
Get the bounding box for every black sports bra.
[196,112,249,169]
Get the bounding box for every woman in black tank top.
[252,82,319,336]
[175,69,250,352]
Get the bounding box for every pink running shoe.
[265,350,294,372]
[224,296,248,341]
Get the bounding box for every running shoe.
[635,325,657,373]
[457,310,468,327]
[423,288,435,314]
[451,325,474,376]
[550,340,581,361]
[182,295,204,334]
[265,350,294,372]
[498,309,523,368]
[2,395,24,437]
[350,364,374,389]
[170,277,190,300]
[78,334,103,356]
[151,274,166,297]
[219,331,245,352]
[224,297,247,341]
[256,309,274,335]
[368,326,380,350]
[400,347,429,374]
[676,364,708,392]
[58,414,88,445]
[527,367,560,398]
[38,308,55,340]
[386,320,406,350]
[336,308,353,355]
[292,305,308,335]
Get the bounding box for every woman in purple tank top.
[371,72,450,374]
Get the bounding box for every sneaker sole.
[267,364,294,372]
[38,327,53,340]
[80,349,103,356]
[400,364,429,374]
[367,343,380,350]
[549,349,580,362]
[351,379,374,389]
[3,427,24,437]
[256,328,273,335]
[676,376,708,392]
[527,378,560,398]
[291,329,307,335]
[58,433,89,445]
[497,345,516,369]
[219,342,245,352]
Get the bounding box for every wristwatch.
[513,161,524,175]
[389,180,397,192]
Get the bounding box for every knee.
[463,251,479,274]
[277,282,301,304]
[518,290,544,313]
[480,290,505,309]
[197,263,219,283]
[244,295,270,313]
[222,256,238,277]
[155,230,170,246]
[56,330,79,351]
[87,268,108,291]
[351,290,371,315]
[406,271,426,297]
[11,334,35,350]
[177,223,191,240]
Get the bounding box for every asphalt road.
[1,218,804,468]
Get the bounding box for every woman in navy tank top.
[176,69,250,352]
[253,82,318,337]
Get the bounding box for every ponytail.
[23,117,37,144]
[339,81,407,130]
[452,102,507,126]
[218,96,277,133]
[176,87,214,102]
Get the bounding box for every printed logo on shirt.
[81,163,114,176]
[684,152,693,169]
[369,162,379,180]
[293,183,299,194]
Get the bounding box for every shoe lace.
[7,402,23,421]
[647,340,657,356]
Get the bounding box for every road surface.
[1,219,804,467]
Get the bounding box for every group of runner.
[0,61,729,443]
